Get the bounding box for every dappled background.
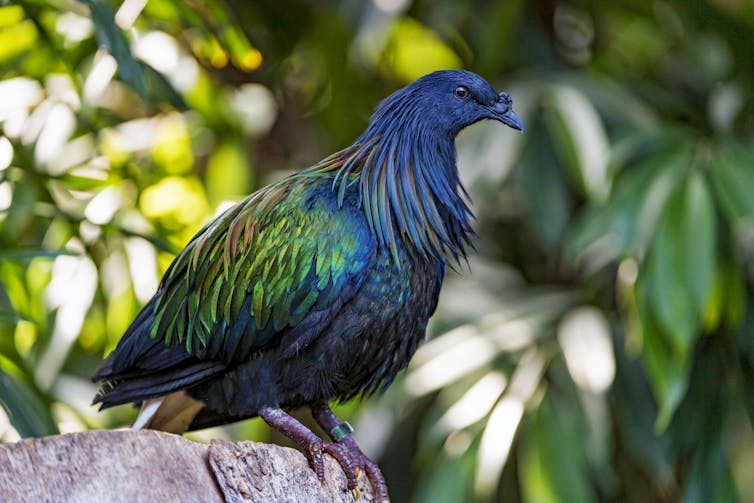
[1,0,753,501]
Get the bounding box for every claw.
[337,436,389,501]
[310,403,391,501]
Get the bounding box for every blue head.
[364,70,523,140]
[332,70,522,265]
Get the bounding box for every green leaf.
[684,446,739,503]
[608,126,689,169]
[205,140,252,205]
[415,451,474,503]
[565,145,690,266]
[473,0,525,74]
[709,142,754,221]
[719,261,746,328]
[0,367,58,438]
[682,173,717,312]
[0,5,25,29]
[83,0,148,102]
[57,173,114,192]
[0,249,78,262]
[612,340,675,487]
[520,394,595,503]
[141,61,186,109]
[741,361,754,431]
[676,382,740,503]
[645,171,716,352]
[383,17,463,83]
[636,286,691,429]
[0,19,37,65]
[666,340,725,451]
[517,118,572,252]
[0,278,14,317]
[544,84,610,201]
[734,299,754,429]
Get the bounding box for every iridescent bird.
[92,70,522,501]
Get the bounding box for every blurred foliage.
[0,0,753,502]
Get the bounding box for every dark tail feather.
[188,407,256,431]
[91,298,158,382]
[93,361,225,409]
[92,294,227,409]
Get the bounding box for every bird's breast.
[315,246,446,400]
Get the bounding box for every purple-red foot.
[339,435,388,502]
[310,402,390,502]
[305,437,388,502]
[258,405,389,502]
[306,439,358,491]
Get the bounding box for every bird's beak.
[488,92,524,132]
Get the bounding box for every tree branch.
[0,429,375,503]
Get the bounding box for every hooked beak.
[488,92,524,132]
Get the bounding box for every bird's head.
[367,69,523,139]
[339,70,523,264]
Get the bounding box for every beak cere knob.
[496,92,512,114]
[492,91,524,132]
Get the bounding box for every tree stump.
[0,429,375,503]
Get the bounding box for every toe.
[322,442,359,490]
[363,461,389,502]
[306,443,326,481]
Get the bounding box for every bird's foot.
[310,402,390,502]
[258,405,388,501]
[339,436,388,502]
[306,437,387,502]
[307,440,359,494]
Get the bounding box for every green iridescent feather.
[148,161,375,362]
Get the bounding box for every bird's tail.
[132,391,204,434]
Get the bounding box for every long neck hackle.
[323,121,476,265]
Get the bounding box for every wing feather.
[148,176,374,364]
[93,161,375,407]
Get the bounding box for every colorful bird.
[92,70,523,502]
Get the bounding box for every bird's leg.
[311,401,389,503]
[257,405,359,490]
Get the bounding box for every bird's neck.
[324,131,476,265]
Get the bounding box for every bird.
[92,69,523,502]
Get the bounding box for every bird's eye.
[454,86,470,100]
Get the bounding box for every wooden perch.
[0,429,376,503]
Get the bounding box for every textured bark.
[0,430,374,503]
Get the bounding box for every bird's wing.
[147,176,375,363]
